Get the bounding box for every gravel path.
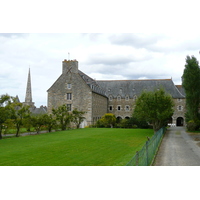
[153,127,200,166]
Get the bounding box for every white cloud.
[1,33,200,107]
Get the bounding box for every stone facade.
[47,60,186,127]
[47,60,108,127]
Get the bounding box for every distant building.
[47,59,186,127]
[22,68,47,114]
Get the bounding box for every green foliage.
[72,109,86,129]
[52,104,72,130]
[129,117,149,129]
[9,102,30,137]
[42,114,56,132]
[186,120,200,132]
[30,114,47,134]
[97,113,116,128]
[182,55,200,127]
[133,88,174,132]
[0,94,15,139]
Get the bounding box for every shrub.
[187,120,199,131]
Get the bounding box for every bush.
[187,120,199,131]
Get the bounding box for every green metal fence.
[126,127,166,166]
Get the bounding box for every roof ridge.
[97,79,172,82]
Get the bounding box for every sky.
[1,0,200,109]
[1,33,200,107]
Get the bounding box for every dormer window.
[117,95,121,101]
[119,88,122,93]
[109,95,113,101]
[125,95,129,101]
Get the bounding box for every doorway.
[176,117,184,126]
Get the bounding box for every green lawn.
[0,128,153,166]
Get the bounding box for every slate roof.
[30,106,47,115]
[176,85,186,96]
[96,79,185,99]
[78,70,107,97]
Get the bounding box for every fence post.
[146,141,149,166]
[136,151,139,166]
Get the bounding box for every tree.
[0,94,13,139]
[100,113,116,128]
[182,55,200,129]
[30,114,46,134]
[42,114,56,132]
[52,104,72,130]
[10,102,30,137]
[72,109,86,129]
[133,88,174,132]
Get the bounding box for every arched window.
[109,95,113,101]
[117,95,121,101]
[125,95,129,101]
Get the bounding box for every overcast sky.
[1,0,200,107]
[1,33,200,107]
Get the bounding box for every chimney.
[62,59,78,74]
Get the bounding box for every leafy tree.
[72,109,86,129]
[0,94,13,139]
[182,55,200,129]
[52,104,72,130]
[100,113,116,128]
[133,88,174,132]
[9,102,30,137]
[30,114,46,134]
[42,114,56,132]
[129,117,149,129]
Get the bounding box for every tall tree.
[133,88,174,132]
[182,56,200,126]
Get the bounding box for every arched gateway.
[176,117,184,126]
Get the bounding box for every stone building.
[47,59,186,127]
[22,68,47,114]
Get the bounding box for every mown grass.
[0,128,153,166]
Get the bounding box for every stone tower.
[23,68,35,107]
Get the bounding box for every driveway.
[153,127,200,166]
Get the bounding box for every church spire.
[24,68,35,107]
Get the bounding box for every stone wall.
[92,92,108,124]
[107,97,136,119]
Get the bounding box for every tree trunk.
[16,128,20,137]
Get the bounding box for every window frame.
[66,93,72,100]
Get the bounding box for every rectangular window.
[178,106,182,111]
[67,104,72,111]
[67,83,71,89]
[109,106,113,111]
[125,105,130,111]
[117,106,121,111]
[67,93,72,100]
